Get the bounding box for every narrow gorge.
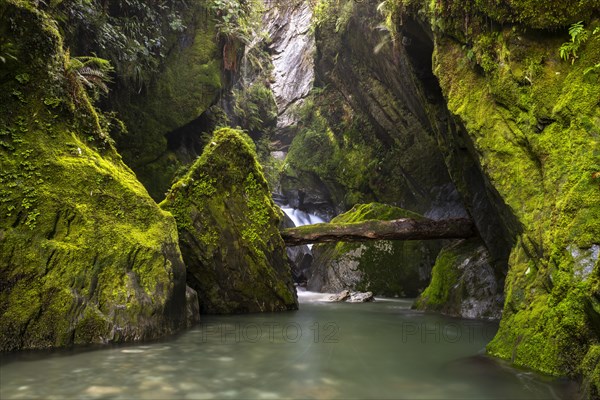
[1,0,599,398]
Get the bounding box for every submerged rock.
[161,128,298,314]
[308,203,442,297]
[414,239,504,320]
[0,2,197,351]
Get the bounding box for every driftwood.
[281,218,476,246]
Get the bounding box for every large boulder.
[161,128,298,314]
[0,1,198,351]
[414,239,504,320]
[307,203,442,297]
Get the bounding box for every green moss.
[581,345,600,398]
[473,0,600,30]
[112,5,223,200]
[0,0,193,351]
[161,128,298,314]
[332,203,422,223]
[432,17,600,386]
[415,243,461,308]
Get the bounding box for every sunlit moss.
[0,0,196,351]
[161,128,298,314]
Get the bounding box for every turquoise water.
[0,293,576,399]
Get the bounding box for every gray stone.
[569,244,599,281]
[415,239,504,320]
[264,0,315,149]
[328,290,351,302]
[348,292,375,303]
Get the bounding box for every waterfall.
[280,206,324,251]
[280,207,325,227]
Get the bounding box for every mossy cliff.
[111,1,223,200]
[161,128,298,314]
[0,1,198,351]
[308,0,516,264]
[281,0,477,221]
[412,0,600,393]
[414,238,504,319]
[308,0,599,392]
[307,203,442,296]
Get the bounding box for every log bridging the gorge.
[280,218,477,246]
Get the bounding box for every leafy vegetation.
[64,52,113,102]
[560,21,589,64]
[49,0,187,91]
[208,0,264,71]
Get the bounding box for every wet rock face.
[280,177,339,221]
[276,0,482,229]
[309,1,513,265]
[0,2,198,351]
[427,12,600,390]
[161,128,298,314]
[264,0,315,149]
[307,203,442,297]
[414,239,504,320]
[286,245,313,284]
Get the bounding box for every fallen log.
[280,218,476,246]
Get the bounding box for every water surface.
[0,293,576,399]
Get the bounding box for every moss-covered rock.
[430,15,600,394]
[307,203,442,296]
[472,0,600,30]
[414,239,504,319]
[302,1,471,220]
[111,1,223,200]
[160,128,298,314]
[0,1,198,351]
[311,0,599,390]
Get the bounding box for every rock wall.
[414,239,504,319]
[111,1,223,200]
[434,26,600,393]
[422,5,600,393]
[305,0,599,392]
[0,1,198,351]
[264,0,315,149]
[161,128,298,314]
[281,0,481,222]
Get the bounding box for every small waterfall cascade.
[280,206,325,228]
[277,204,324,285]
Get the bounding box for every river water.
[0,292,576,399]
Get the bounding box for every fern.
[559,21,589,64]
[64,50,113,102]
